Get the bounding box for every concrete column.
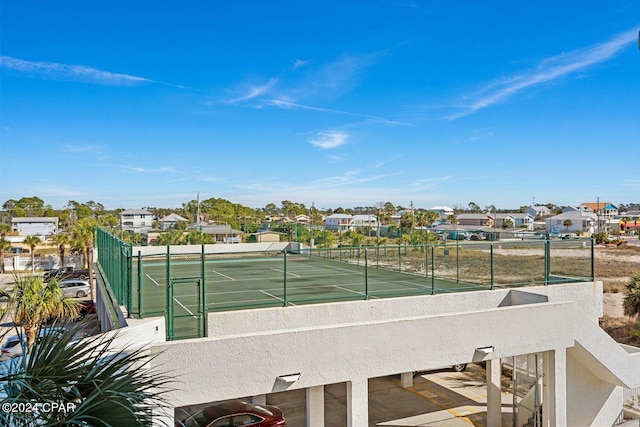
[486,358,502,427]
[252,394,266,405]
[543,349,567,427]
[346,379,368,427]
[400,371,413,388]
[306,385,325,427]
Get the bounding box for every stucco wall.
[152,301,577,409]
[208,282,603,338]
[144,280,636,426]
[567,351,622,426]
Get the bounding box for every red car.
[180,400,286,427]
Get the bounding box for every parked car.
[413,364,468,377]
[44,267,90,282]
[74,300,96,321]
[179,400,286,427]
[9,247,30,254]
[0,327,67,361]
[58,279,91,298]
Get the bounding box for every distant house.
[200,225,243,243]
[248,231,283,243]
[324,214,354,231]
[546,211,597,234]
[562,205,591,213]
[428,206,455,222]
[294,214,311,224]
[159,213,189,231]
[353,214,378,229]
[526,205,552,219]
[11,217,58,238]
[493,213,517,229]
[457,214,493,227]
[511,213,535,230]
[120,209,153,233]
[580,202,618,219]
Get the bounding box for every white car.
[58,279,90,298]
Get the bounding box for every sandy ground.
[604,292,627,317]
[490,247,636,318]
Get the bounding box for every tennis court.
[95,228,595,340]
[138,253,485,310]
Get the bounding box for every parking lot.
[177,364,515,427]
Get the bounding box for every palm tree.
[155,228,185,245]
[185,230,213,244]
[23,235,42,274]
[0,274,79,347]
[349,232,365,247]
[425,211,439,228]
[52,233,70,268]
[0,323,172,426]
[563,219,573,232]
[0,237,10,274]
[624,273,640,318]
[71,218,96,270]
[0,223,11,238]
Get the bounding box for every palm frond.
[0,322,173,426]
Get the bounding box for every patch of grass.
[603,280,627,293]
[600,315,640,346]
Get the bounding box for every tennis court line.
[210,269,237,281]
[260,289,287,303]
[146,274,161,287]
[333,285,367,296]
[269,267,301,277]
[173,296,197,318]
[322,264,363,275]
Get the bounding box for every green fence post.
[126,243,132,314]
[398,245,401,272]
[456,238,460,283]
[364,248,369,300]
[431,244,435,294]
[545,237,550,285]
[591,236,595,281]
[201,243,206,338]
[424,244,427,277]
[138,251,143,319]
[490,242,494,290]
[166,245,172,340]
[283,249,288,306]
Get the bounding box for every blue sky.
[1,1,638,211]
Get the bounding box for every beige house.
[457,214,494,227]
[248,231,283,243]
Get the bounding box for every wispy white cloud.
[449,28,637,119]
[309,131,349,149]
[0,56,187,88]
[623,179,640,187]
[216,50,409,126]
[293,59,311,69]
[62,144,103,153]
[126,166,176,174]
[266,98,410,126]
[223,78,279,104]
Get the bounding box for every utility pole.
[597,196,600,234]
[410,200,415,237]
[196,192,201,229]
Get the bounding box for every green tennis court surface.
[134,254,488,319]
